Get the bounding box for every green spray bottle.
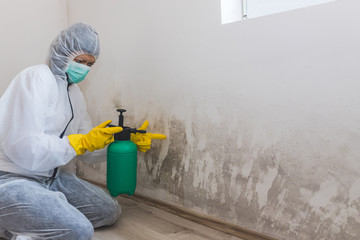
[107,109,146,196]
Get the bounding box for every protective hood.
[47,23,100,82]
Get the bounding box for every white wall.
[69,0,360,239]
[0,0,67,94]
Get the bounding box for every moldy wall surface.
[70,0,360,239]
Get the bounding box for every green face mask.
[66,61,90,84]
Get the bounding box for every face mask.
[66,61,90,84]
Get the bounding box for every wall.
[0,0,68,95]
[69,0,360,239]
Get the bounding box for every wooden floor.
[93,196,244,240]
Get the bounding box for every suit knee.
[98,199,121,227]
[68,220,94,240]
[108,201,121,225]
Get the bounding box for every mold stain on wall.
[138,118,187,202]
[132,112,360,240]
[75,83,360,240]
[77,106,360,240]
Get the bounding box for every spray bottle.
[107,109,145,196]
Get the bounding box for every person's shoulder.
[17,64,55,85]
[21,64,53,77]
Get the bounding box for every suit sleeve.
[1,69,76,171]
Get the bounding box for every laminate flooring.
[93,196,244,240]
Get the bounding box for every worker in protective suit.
[0,23,165,240]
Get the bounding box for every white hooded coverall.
[0,23,120,240]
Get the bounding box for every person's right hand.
[68,120,123,155]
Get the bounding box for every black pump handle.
[117,109,126,114]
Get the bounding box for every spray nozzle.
[107,124,146,134]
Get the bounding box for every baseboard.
[81,177,278,240]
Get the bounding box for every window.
[221,0,336,24]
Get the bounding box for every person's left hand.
[130,121,167,152]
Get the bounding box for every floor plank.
[94,196,244,240]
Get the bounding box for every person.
[0,23,166,240]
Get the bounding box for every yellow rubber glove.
[68,120,123,155]
[131,120,167,152]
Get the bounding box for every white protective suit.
[0,23,120,240]
[0,23,99,177]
